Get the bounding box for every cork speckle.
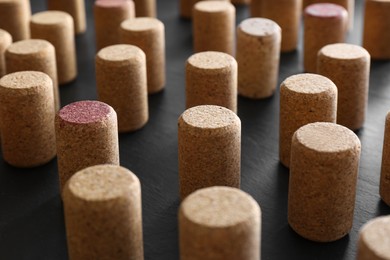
[7,39,51,55]
[59,100,112,124]
[239,18,281,37]
[282,73,336,94]
[181,105,238,129]
[305,3,347,18]
[187,51,235,70]
[320,43,369,60]
[0,71,50,89]
[97,44,144,62]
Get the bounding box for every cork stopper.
[0,0,31,41]
[187,51,235,70]
[282,73,337,94]
[97,43,144,63]
[133,0,156,17]
[380,112,390,206]
[121,17,162,32]
[95,0,133,8]
[194,0,234,12]
[0,71,50,91]
[305,3,347,18]
[0,29,12,77]
[31,10,73,26]
[319,43,369,60]
[47,0,86,34]
[239,17,280,37]
[59,101,112,125]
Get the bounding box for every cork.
[357,215,390,260]
[380,112,390,206]
[5,39,60,111]
[304,3,348,72]
[120,17,165,94]
[237,18,281,99]
[318,43,370,130]
[231,0,251,5]
[30,11,77,85]
[363,0,390,59]
[193,1,236,55]
[186,51,237,113]
[63,165,143,260]
[250,0,302,52]
[0,71,56,167]
[178,105,241,199]
[94,0,135,51]
[180,0,229,18]
[96,44,148,133]
[0,29,12,77]
[179,186,261,260]
[133,0,156,17]
[279,73,337,168]
[0,0,30,41]
[288,122,361,242]
[55,100,120,191]
[47,0,86,34]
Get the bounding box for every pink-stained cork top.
[95,0,132,8]
[305,3,347,18]
[59,100,112,124]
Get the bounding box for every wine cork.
[237,18,281,98]
[5,39,60,111]
[180,0,229,18]
[186,51,237,112]
[0,71,56,167]
[0,29,12,77]
[178,105,241,199]
[357,216,390,260]
[317,43,370,130]
[179,186,261,260]
[193,1,235,55]
[30,11,77,85]
[55,100,120,191]
[279,73,337,168]
[133,0,156,17]
[120,17,165,94]
[47,0,86,34]
[63,165,143,260]
[304,3,348,72]
[288,122,361,242]
[94,0,135,51]
[96,44,148,133]
[0,0,30,41]
[231,0,250,5]
[363,0,390,59]
[380,112,390,206]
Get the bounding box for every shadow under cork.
[376,199,390,216]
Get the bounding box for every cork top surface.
[0,71,51,89]
[187,51,235,70]
[305,3,347,18]
[319,43,370,60]
[31,11,72,25]
[59,100,113,124]
[194,1,234,13]
[97,44,144,61]
[7,39,52,55]
[180,105,239,129]
[95,0,132,8]
[0,29,12,43]
[360,216,390,258]
[181,186,259,227]
[67,165,139,201]
[121,17,162,32]
[295,122,360,153]
[282,73,336,94]
[239,18,280,37]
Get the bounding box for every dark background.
[1,0,390,259]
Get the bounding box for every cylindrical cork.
[30,11,77,85]
[179,186,261,260]
[63,164,143,260]
[120,17,165,94]
[178,105,241,199]
[186,51,237,112]
[363,0,390,59]
[5,39,60,111]
[0,71,56,167]
[317,43,370,130]
[133,0,156,17]
[304,3,347,72]
[231,0,251,5]
[0,0,30,41]
[94,0,135,51]
[55,100,119,191]
[237,18,281,99]
[96,44,148,133]
[357,216,390,260]
[47,0,86,34]
[288,122,361,242]
[0,29,12,77]
[180,0,230,19]
[279,73,337,168]
[380,112,390,206]
[250,0,302,52]
[193,1,236,55]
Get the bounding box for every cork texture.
[357,215,390,260]
[180,0,229,18]
[94,0,135,51]
[178,105,241,199]
[120,17,165,94]
[193,1,236,55]
[279,73,337,167]
[288,122,361,242]
[186,51,237,112]
[380,112,390,206]
[179,186,261,260]
[6,39,60,111]
[318,43,370,130]
[63,164,143,260]
[55,100,120,191]
[133,0,156,17]
[231,0,251,4]
[0,71,56,167]
[363,0,390,59]
[237,18,281,98]
[0,29,12,77]
[31,11,77,84]
[304,3,347,72]
[96,44,148,132]
[0,0,30,41]
[47,0,86,34]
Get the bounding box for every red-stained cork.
[305,3,346,17]
[59,100,112,124]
